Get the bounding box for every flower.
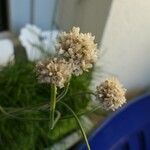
[95,77,126,111]
[56,27,97,76]
[36,57,71,88]
[19,24,59,61]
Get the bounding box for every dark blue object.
[80,93,150,150]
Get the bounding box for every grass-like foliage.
[0,61,92,150]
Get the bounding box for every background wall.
[9,0,31,33]
[92,0,150,97]
[9,0,57,33]
[55,0,112,42]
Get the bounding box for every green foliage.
[0,61,92,150]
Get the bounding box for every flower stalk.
[50,84,57,129]
[34,26,127,149]
[59,101,91,150]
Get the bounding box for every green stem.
[0,106,21,119]
[59,101,91,150]
[61,105,108,120]
[56,83,70,102]
[50,84,57,129]
[53,110,61,127]
[68,92,96,97]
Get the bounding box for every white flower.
[36,57,72,88]
[96,77,126,111]
[19,24,59,60]
[56,27,97,76]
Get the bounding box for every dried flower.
[36,57,71,88]
[95,77,126,111]
[56,27,97,76]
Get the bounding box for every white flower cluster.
[96,77,126,111]
[36,58,71,88]
[56,27,97,76]
[35,27,98,88]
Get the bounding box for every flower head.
[56,27,97,76]
[95,77,126,111]
[36,57,71,88]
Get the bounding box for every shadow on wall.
[55,0,112,43]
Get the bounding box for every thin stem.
[61,105,108,120]
[59,101,91,150]
[0,104,49,120]
[0,104,107,122]
[50,84,57,129]
[56,83,70,102]
[68,91,96,97]
[0,106,21,119]
[53,110,61,127]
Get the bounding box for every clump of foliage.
[0,61,92,150]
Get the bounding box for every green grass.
[0,61,92,150]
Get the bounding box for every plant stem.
[61,105,108,120]
[59,101,91,150]
[53,110,61,127]
[57,83,70,102]
[50,84,57,129]
[68,91,96,97]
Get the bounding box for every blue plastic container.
[80,93,150,150]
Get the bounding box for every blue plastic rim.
[79,93,150,150]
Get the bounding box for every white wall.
[33,0,57,30]
[9,0,31,33]
[9,0,57,33]
[92,0,150,96]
